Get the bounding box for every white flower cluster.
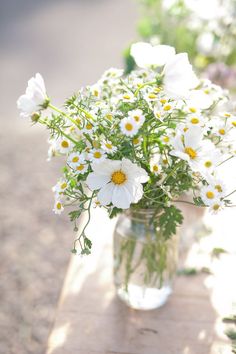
[17,43,236,222]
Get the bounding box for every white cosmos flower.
[187,89,213,109]
[17,73,48,118]
[120,117,139,137]
[170,126,209,170]
[88,149,106,163]
[86,158,149,209]
[130,42,176,68]
[128,109,145,126]
[163,53,199,98]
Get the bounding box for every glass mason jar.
[113,209,178,310]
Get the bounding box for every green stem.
[39,118,78,145]
[48,103,79,127]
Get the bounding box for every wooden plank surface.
[46,206,236,354]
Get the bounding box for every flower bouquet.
[17,43,236,309]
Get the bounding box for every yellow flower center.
[154,87,161,93]
[105,143,112,149]
[160,99,167,104]
[61,182,67,189]
[86,123,93,130]
[56,202,62,210]
[93,151,102,159]
[123,94,131,100]
[219,128,225,135]
[206,191,215,199]
[93,90,99,97]
[106,114,113,120]
[125,123,134,131]
[231,121,236,127]
[185,147,197,159]
[148,93,157,99]
[213,204,220,211]
[224,113,231,117]
[134,115,140,122]
[61,140,69,148]
[183,127,189,132]
[72,156,79,163]
[204,161,212,168]
[76,164,85,171]
[191,117,199,124]
[204,89,210,94]
[163,136,169,143]
[215,184,222,193]
[189,107,197,113]
[153,165,159,172]
[76,117,82,125]
[133,138,140,145]
[163,105,172,111]
[111,170,127,185]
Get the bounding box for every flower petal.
[97,182,114,206]
[112,185,132,209]
[86,172,110,190]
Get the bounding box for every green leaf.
[109,207,123,219]
[159,206,183,239]
[84,237,92,250]
[69,209,83,222]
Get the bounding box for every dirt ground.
[0,1,137,353]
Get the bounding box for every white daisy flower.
[163,53,199,98]
[128,109,145,126]
[88,149,106,163]
[86,158,149,209]
[197,149,223,177]
[82,122,96,134]
[209,199,225,214]
[130,42,176,68]
[153,100,175,120]
[89,84,101,98]
[56,136,73,155]
[67,152,85,168]
[120,117,139,137]
[200,185,219,206]
[186,114,206,127]
[213,122,231,139]
[53,199,64,215]
[132,137,142,145]
[102,141,117,154]
[17,73,48,119]
[150,155,162,175]
[53,179,68,196]
[144,91,159,103]
[119,92,136,103]
[74,163,88,175]
[206,176,227,197]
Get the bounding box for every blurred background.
[0,1,138,353]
